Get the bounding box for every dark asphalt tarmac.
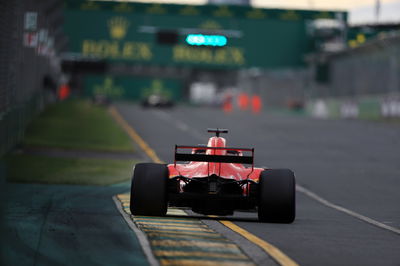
[116,103,400,266]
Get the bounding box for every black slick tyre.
[258,169,296,223]
[130,163,168,216]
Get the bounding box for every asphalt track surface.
[116,103,400,266]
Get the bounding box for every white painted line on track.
[152,110,204,141]
[112,196,159,266]
[165,113,400,236]
[175,119,190,132]
[296,185,400,235]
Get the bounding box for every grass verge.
[6,154,134,186]
[5,98,139,185]
[24,99,133,152]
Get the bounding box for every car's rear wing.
[174,145,254,166]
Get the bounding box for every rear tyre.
[130,163,168,216]
[258,169,296,223]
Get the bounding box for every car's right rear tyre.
[130,163,168,216]
[258,169,296,223]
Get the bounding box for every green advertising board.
[65,0,347,69]
[83,75,182,100]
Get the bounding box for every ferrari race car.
[130,128,296,223]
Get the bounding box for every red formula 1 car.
[130,128,295,223]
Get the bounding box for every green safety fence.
[0,93,44,157]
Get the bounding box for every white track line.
[165,114,400,236]
[152,110,204,141]
[112,196,159,266]
[296,185,400,235]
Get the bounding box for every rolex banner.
[83,75,183,101]
[64,0,347,69]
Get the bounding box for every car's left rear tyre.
[130,163,168,216]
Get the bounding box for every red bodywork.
[168,136,264,195]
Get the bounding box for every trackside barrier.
[307,95,400,120]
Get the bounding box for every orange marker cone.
[58,84,70,100]
[223,101,233,113]
[238,93,249,111]
[222,92,233,113]
[251,95,262,114]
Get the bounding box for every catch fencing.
[307,32,400,119]
[0,0,65,156]
[329,33,400,97]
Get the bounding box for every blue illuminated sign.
[186,34,228,47]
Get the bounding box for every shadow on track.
[164,211,260,223]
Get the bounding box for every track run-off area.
[112,102,400,266]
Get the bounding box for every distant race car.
[130,128,295,223]
[141,94,174,108]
